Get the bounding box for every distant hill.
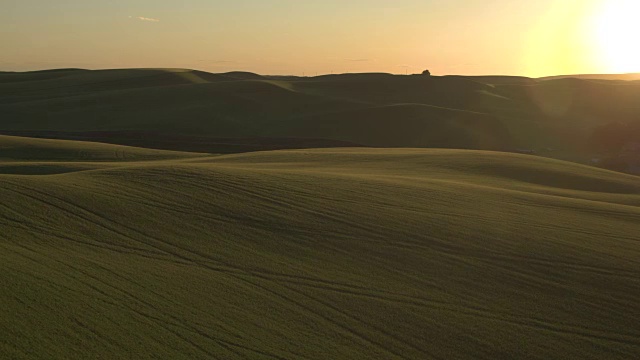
[1,68,640,171]
[539,73,640,81]
[456,75,538,85]
[0,68,512,152]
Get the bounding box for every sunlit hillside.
[1,135,639,359]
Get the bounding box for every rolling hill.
[0,69,511,152]
[0,134,201,162]
[1,135,639,359]
[539,73,640,81]
[2,68,640,172]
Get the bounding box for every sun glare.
[590,0,640,73]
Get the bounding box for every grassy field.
[1,135,639,359]
[2,68,640,168]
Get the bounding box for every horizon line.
[2,66,640,79]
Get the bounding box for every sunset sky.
[2,0,638,76]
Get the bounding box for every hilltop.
[539,73,640,81]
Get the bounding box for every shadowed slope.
[0,69,87,84]
[0,69,236,103]
[0,70,513,152]
[1,143,639,359]
[294,74,503,111]
[274,104,512,149]
[0,135,202,162]
[0,79,359,134]
[2,68,640,170]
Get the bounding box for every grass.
[0,134,202,162]
[1,135,639,359]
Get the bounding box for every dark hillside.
[2,68,640,170]
[0,69,511,152]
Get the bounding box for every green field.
[1,135,639,359]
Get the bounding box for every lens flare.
[523,1,594,77]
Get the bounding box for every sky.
[1,0,638,76]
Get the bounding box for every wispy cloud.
[344,58,373,62]
[129,16,160,22]
[198,60,238,64]
[196,60,240,68]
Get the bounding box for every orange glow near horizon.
[523,0,640,77]
[1,1,639,77]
